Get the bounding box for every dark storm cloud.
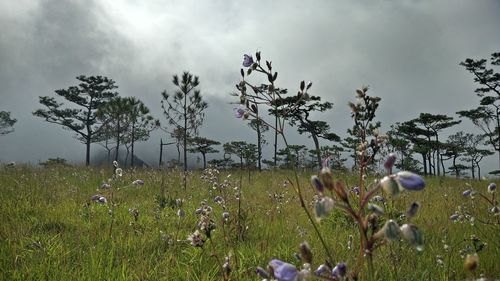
[0,0,499,172]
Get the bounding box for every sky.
[0,0,499,172]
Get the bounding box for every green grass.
[0,165,498,280]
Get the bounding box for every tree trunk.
[257,121,262,171]
[311,132,322,170]
[453,155,458,177]
[274,115,278,168]
[86,136,91,166]
[471,159,475,179]
[435,135,440,176]
[202,152,207,169]
[421,153,427,175]
[115,122,120,162]
[131,123,135,167]
[183,91,188,172]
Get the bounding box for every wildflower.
[487,183,496,193]
[381,176,399,196]
[242,54,254,67]
[464,253,479,271]
[177,209,185,217]
[490,206,499,215]
[98,196,107,204]
[187,230,204,247]
[100,183,110,189]
[351,186,360,195]
[214,196,224,204]
[176,198,183,207]
[113,160,118,167]
[234,107,245,118]
[311,175,324,194]
[400,224,424,251]
[115,168,123,177]
[195,208,203,215]
[332,262,347,278]
[372,195,385,203]
[132,179,144,186]
[223,256,231,275]
[91,194,100,202]
[406,202,420,218]
[462,189,472,197]
[395,171,425,191]
[269,259,298,281]
[314,264,330,276]
[222,211,230,221]
[384,153,397,172]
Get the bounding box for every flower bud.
[487,183,496,193]
[314,197,334,221]
[462,189,472,197]
[335,180,349,202]
[395,171,425,191]
[332,262,347,278]
[463,253,479,271]
[381,176,400,196]
[314,264,330,276]
[368,203,385,215]
[406,202,420,218]
[384,153,396,172]
[449,213,460,221]
[311,175,324,194]
[377,220,400,241]
[400,224,424,251]
[319,167,334,191]
[299,241,313,264]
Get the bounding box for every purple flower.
[332,262,347,278]
[97,196,107,204]
[311,175,324,194]
[372,195,385,203]
[91,194,100,202]
[487,183,496,193]
[406,202,420,218]
[222,211,230,221]
[234,107,245,118]
[314,264,330,276]
[242,54,254,67]
[351,186,360,195]
[395,171,425,191]
[132,179,144,186]
[462,189,472,197]
[449,213,460,222]
[269,259,298,281]
[384,153,397,172]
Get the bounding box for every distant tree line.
[23,51,500,178]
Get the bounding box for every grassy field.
[0,165,498,280]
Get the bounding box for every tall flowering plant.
[235,52,427,280]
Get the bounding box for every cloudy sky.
[0,0,499,171]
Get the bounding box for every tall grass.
[0,165,498,280]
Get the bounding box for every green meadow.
[1,165,498,280]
